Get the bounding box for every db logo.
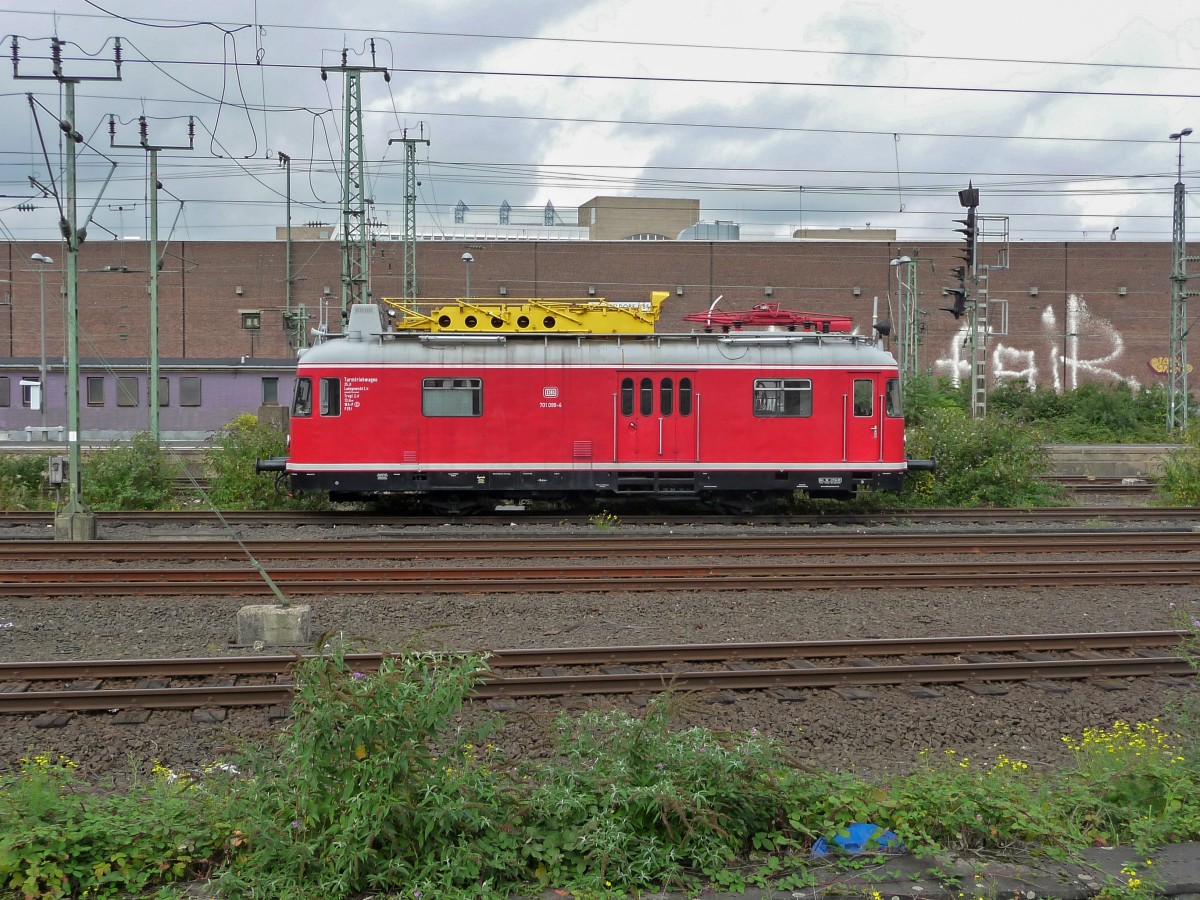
[543,387,559,398]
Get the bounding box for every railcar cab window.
[886,378,902,417]
[423,377,482,417]
[320,377,341,416]
[853,379,874,417]
[753,378,812,417]
[292,377,312,417]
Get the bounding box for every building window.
[117,376,139,407]
[158,376,169,407]
[319,377,340,416]
[422,377,482,416]
[853,379,874,417]
[180,376,202,407]
[292,377,312,417]
[262,376,279,405]
[241,311,262,330]
[753,378,812,417]
[0,376,9,407]
[87,376,105,407]
[20,378,36,408]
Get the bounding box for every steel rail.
[0,631,1183,681]
[2,558,1200,596]
[0,507,1197,529]
[4,530,1200,562]
[0,656,1190,713]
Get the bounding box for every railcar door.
[843,374,885,463]
[614,372,698,463]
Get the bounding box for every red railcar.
[260,304,927,509]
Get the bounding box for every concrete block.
[236,604,311,647]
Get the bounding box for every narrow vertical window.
[292,377,313,417]
[320,377,341,416]
[639,377,653,416]
[853,379,873,417]
[180,376,202,407]
[86,376,105,407]
[620,377,634,416]
[678,378,693,417]
[659,377,674,416]
[885,378,902,417]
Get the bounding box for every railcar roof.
[298,305,897,368]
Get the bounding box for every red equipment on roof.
[682,302,852,333]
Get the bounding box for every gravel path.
[0,517,1196,784]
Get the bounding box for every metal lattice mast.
[900,259,919,380]
[388,126,429,303]
[15,36,122,540]
[1167,127,1196,432]
[322,44,389,314]
[109,115,195,445]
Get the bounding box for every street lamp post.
[461,252,473,299]
[31,253,53,427]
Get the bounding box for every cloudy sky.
[2,0,1199,244]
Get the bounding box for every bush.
[0,453,52,511]
[204,414,323,510]
[901,406,1066,507]
[81,433,175,510]
[1158,428,1200,505]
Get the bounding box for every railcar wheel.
[707,491,783,514]
[420,493,487,515]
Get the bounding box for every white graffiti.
[934,295,1139,392]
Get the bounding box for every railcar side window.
[753,378,812,417]
[639,377,653,416]
[320,377,341,416]
[660,378,674,416]
[422,377,483,416]
[620,377,634,416]
[679,377,693,417]
[885,378,902,417]
[292,377,313,417]
[853,379,873,417]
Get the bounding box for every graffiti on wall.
[935,294,1140,392]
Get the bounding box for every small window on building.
[20,378,36,408]
[422,377,482,416]
[180,376,202,407]
[320,377,341,416]
[241,311,262,330]
[620,377,634,416]
[158,376,169,407]
[292,377,312,417]
[0,376,9,407]
[117,376,139,407]
[853,379,873,417]
[262,377,279,406]
[886,378,902,418]
[753,378,812,417]
[87,376,105,407]
[679,377,693,417]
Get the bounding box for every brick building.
[0,235,1194,396]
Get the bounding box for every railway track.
[4,557,1200,596]
[0,632,1189,716]
[2,530,1200,563]
[0,505,1194,530]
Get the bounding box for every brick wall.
[0,238,1193,392]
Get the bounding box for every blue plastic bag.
[811,822,904,857]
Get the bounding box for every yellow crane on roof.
[379,291,668,334]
